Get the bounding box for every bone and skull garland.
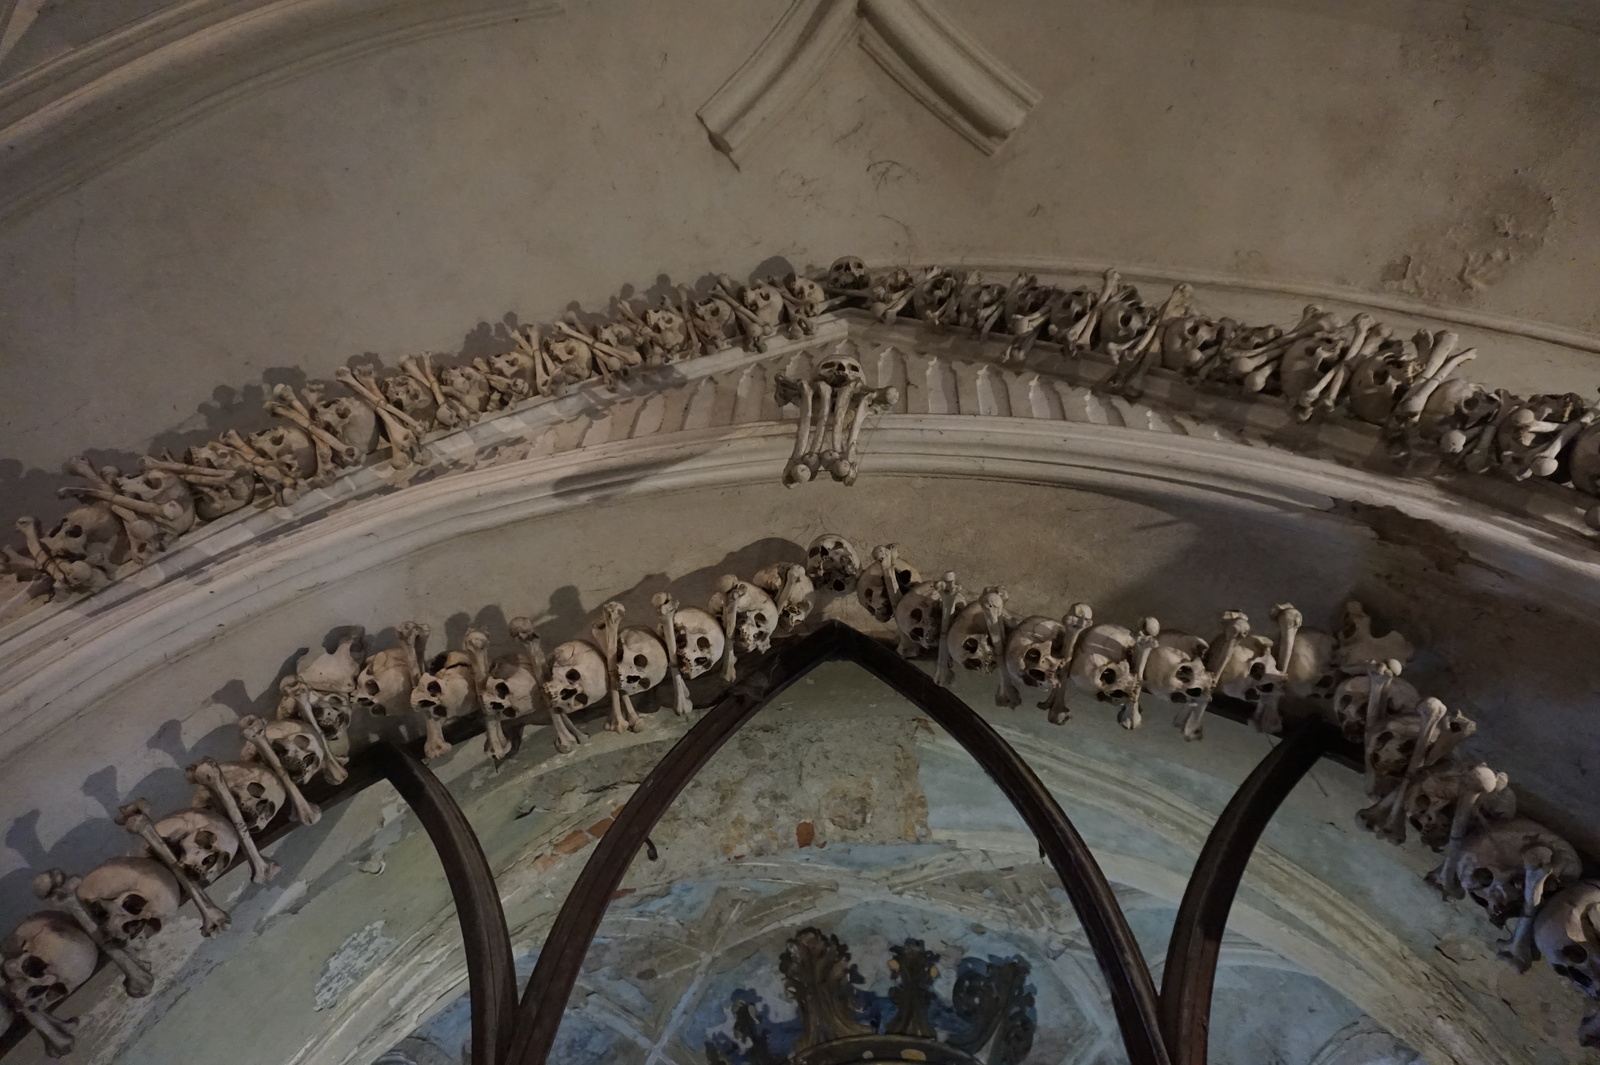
[14,256,1600,603]
[3,529,1593,1056]
[772,350,899,487]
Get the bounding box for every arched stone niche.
[3,295,1600,1063]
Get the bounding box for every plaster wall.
[2,0,1600,529]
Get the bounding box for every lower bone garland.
[2,531,1595,1056]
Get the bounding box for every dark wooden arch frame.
[0,621,1337,1065]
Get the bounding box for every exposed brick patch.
[796,821,816,848]
[553,829,591,855]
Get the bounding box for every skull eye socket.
[1560,944,1589,966]
[909,608,924,622]
[1099,668,1117,685]
[247,782,266,798]
[1469,867,1495,889]
[565,669,581,682]
[294,735,313,750]
[1176,666,1193,683]
[1186,687,1205,697]
[122,894,149,916]
[752,612,769,626]
[427,681,443,696]
[21,956,47,978]
[632,653,649,668]
[695,637,711,651]
[963,637,982,652]
[831,579,848,592]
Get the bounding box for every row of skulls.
[820,257,1600,525]
[1,272,841,603]
[5,533,1599,1056]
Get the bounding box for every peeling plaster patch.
[1381,178,1556,302]
[254,878,309,930]
[314,920,398,1011]
[1337,502,1480,576]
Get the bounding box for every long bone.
[239,716,322,824]
[1359,658,1401,796]
[464,627,515,761]
[932,573,962,687]
[554,319,643,378]
[1502,846,1560,971]
[266,384,362,470]
[774,374,819,486]
[1118,617,1162,729]
[1063,268,1122,352]
[654,593,693,717]
[400,354,459,426]
[1512,409,1595,481]
[1358,695,1447,842]
[871,545,910,617]
[1228,304,1337,374]
[818,376,860,479]
[1426,764,1504,899]
[115,800,230,937]
[1460,390,1522,474]
[216,429,298,503]
[1291,314,1373,419]
[594,601,640,732]
[1390,332,1477,426]
[1099,283,1194,398]
[283,684,349,785]
[333,367,427,463]
[32,870,154,998]
[1044,602,1094,724]
[186,759,278,883]
[834,382,898,485]
[977,587,1017,708]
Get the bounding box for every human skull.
[742,281,783,326]
[1533,882,1600,1026]
[1,911,98,1012]
[946,601,999,673]
[195,760,286,831]
[693,297,735,332]
[1004,616,1067,692]
[1453,819,1582,927]
[1211,634,1282,703]
[250,424,317,480]
[672,608,725,679]
[1420,377,1500,441]
[1159,316,1222,373]
[1330,673,1420,741]
[355,649,416,716]
[616,628,669,694]
[806,534,862,594]
[315,393,380,452]
[152,808,241,886]
[784,273,827,317]
[1143,633,1212,705]
[1047,286,1097,341]
[816,354,865,390]
[482,662,538,718]
[1096,291,1148,348]
[381,373,438,424]
[857,551,920,623]
[1070,624,1139,703]
[297,632,364,695]
[1277,333,1344,400]
[439,364,489,415]
[1404,764,1514,851]
[894,581,957,652]
[643,306,688,351]
[1345,341,1417,425]
[116,468,193,522]
[542,640,608,714]
[826,256,870,291]
[410,659,475,723]
[246,718,326,784]
[710,580,779,654]
[753,563,816,633]
[76,856,182,943]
